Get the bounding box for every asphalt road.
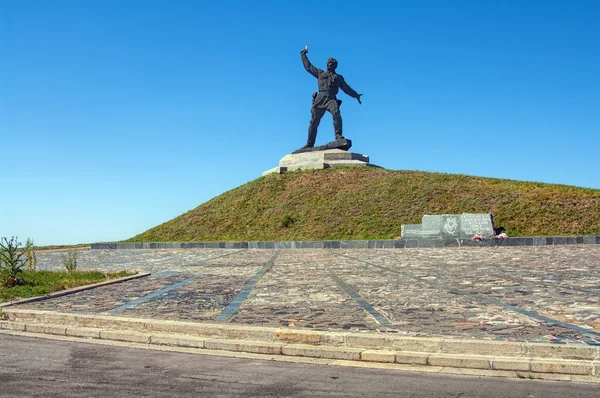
[1,335,598,397]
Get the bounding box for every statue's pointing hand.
[356,94,363,105]
[301,46,308,55]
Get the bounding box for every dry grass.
[128,168,600,241]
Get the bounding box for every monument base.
[262,149,378,176]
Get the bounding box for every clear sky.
[1,0,599,246]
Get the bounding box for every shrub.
[280,213,296,228]
[0,237,29,287]
[60,250,79,272]
[25,237,37,270]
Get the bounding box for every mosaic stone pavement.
[12,245,600,345]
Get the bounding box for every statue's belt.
[315,92,337,97]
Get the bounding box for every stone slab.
[460,213,495,236]
[323,151,369,163]
[325,160,373,168]
[261,166,287,177]
[402,213,494,240]
[400,224,439,238]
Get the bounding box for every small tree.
[60,250,79,272]
[25,237,37,270]
[0,237,28,287]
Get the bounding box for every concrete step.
[326,160,370,167]
[322,151,369,163]
[2,309,599,382]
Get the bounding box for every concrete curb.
[0,272,150,308]
[91,236,600,250]
[2,329,596,384]
[2,309,598,383]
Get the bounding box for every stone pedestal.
[262,149,378,176]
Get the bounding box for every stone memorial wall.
[401,213,494,240]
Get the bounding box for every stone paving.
[11,245,600,345]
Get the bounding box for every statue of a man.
[300,47,362,149]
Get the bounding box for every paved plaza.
[14,245,600,346]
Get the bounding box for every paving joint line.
[215,249,281,322]
[105,250,245,314]
[333,251,600,342]
[471,295,600,340]
[330,273,396,329]
[106,274,205,314]
[484,262,600,296]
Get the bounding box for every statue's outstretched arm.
[301,50,319,78]
[339,75,363,104]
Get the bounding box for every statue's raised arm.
[300,47,320,78]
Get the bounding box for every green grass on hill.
[128,168,600,242]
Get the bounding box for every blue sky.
[1,0,599,246]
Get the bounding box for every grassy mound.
[128,168,600,242]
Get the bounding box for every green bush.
[25,237,37,270]
[0,237,29,287]
[280,213,296,228]
[60,250,79,272]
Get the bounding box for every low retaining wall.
[91,236,600,250]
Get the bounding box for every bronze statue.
[300,47,362,150]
